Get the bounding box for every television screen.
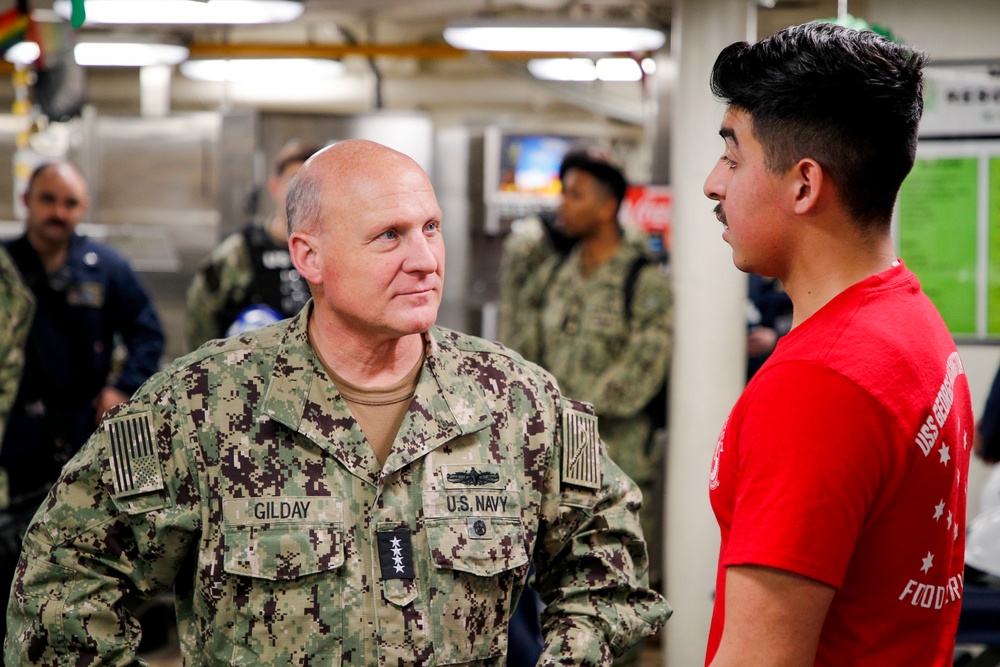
[498,134,578,195]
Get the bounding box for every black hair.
[558,150,629,211]
[274,140,323,177]
[25,162,57,194]
[710,21,927,229]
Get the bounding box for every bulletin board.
[896,140,1000,339]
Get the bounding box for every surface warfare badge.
[377,528,415,580]
[446,468,500,486]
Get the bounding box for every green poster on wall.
[991,157,1000,334]
[898,157,979,335]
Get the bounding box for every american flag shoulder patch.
[562,407,601,490]
[106,411,164,498]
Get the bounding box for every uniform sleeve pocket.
[424,516,528,576]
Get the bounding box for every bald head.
[26,162,88,200]
[286,140,430,237]
[285,139,444,345]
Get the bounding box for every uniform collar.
[260,305,494,485]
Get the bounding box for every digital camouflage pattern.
[186,230,255,349]
[7,305,670,666]
[497,217,560,362]
[537,241,673,542]
[0,247,34,454]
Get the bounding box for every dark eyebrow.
[719,126,738,145]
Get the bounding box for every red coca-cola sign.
[622,185,673,246]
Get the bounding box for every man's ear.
[791,158,824,215]
[288,231,321,285]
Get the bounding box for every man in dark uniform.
[1,160,164,649]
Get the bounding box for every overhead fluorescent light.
[595,57,642,81]
[528,57,596,81]
[75,41,190,66]
[180,58,344,83]
[528,57,654,82]
[53,0,304,25]
[4,41,41,65]
[444,18,666,53]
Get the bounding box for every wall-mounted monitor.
[483,126,581,234]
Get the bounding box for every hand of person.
[94,386,129,424]
[747,326,779,357]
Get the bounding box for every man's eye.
[721,156,737,169]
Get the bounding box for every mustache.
[714,204,727,225]
[43,217,70,228]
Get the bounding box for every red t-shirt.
[707,264,972,666]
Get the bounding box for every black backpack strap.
[623,255,651,323]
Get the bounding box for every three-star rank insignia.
[562,406,601,490]
[377,528,415,580]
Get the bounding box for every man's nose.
[405,234,439,273]
[704,162,724,201]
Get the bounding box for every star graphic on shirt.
[947,511,953,530]
[938,443,951,466]
[964,431,969,450]
[921,552,935,573]
[955,522,960,542]
[933,500,946,521]
[390,537,401,549]
[394,562,404,573]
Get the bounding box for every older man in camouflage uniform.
[6,139,669,665]
[0,246,33,469]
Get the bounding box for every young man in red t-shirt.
[703,22,973,666]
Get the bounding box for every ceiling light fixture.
[73,34,190,67]
[444,18,666,53]
[528,57,654,82]
[53,0,304,26]
[179,58,344,83]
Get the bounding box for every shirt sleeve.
[0,249,33,440]
[723,362,898,588]
[532,396,671,665]
[108,257,166,396]
[5,386,200,665]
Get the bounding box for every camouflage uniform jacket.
[7,306,670,666]
[0,246,33,448]
[538,242,673,488]
[497,217,560,362]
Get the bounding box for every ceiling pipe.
[185,41,660,60]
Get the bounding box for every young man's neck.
[578,223,622,277]
[782,230,897,328]
[26,231,69,273]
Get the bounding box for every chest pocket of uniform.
[423,513,529,665]
[221,497,345,665]
[425,516,528,575]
